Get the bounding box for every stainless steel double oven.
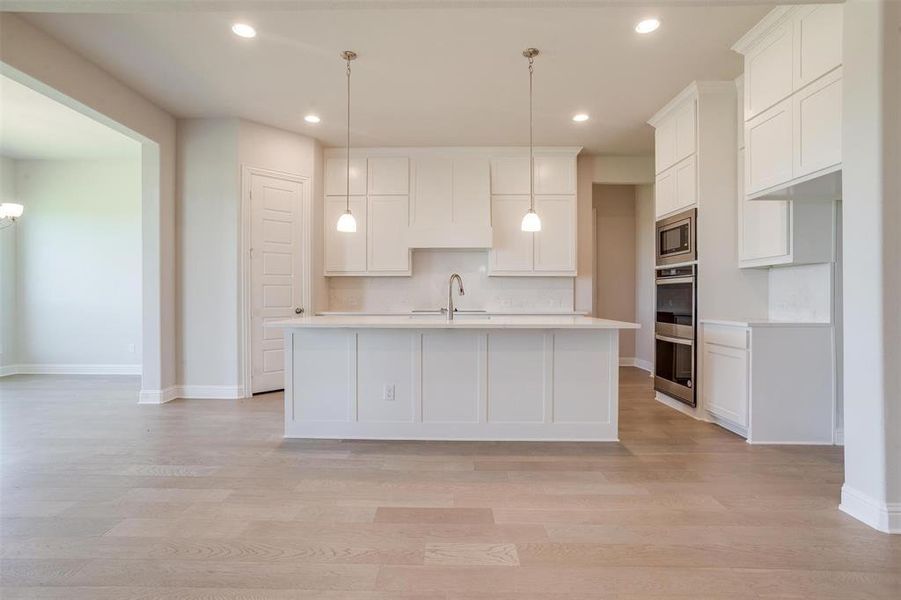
[654,209,696,406]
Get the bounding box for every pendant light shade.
[521,47,541,233]
[337,50,358,233]
[336,210,357,233]
[521,209,541,232]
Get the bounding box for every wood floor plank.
[2,369,898,599]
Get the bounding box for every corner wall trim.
[840,485,901,534]
[138,386,178,404]
[1,364,142,376]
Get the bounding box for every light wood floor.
[1,369,898,599]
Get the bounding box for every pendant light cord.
[345,55,352,213]
[528,55,534,213]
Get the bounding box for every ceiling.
[0,75,140,160]
[19,4,771,154]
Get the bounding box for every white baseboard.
[138,386,179,404]
[834,427,844,445]
[840,485,901,534]
[1,364,141,376]
[618,357,653,372]
[176,385,244,400]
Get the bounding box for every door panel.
[746,97,793,195]
[533,195,576,273]
[325,197,367,273]
[367,195,410,273]
[489,195,533,273]
[793,67,842,178]
[251,173,303,394]
[745,21,794,119]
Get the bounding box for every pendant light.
[336,50,358,233]
[521,47,541,233]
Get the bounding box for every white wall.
[0,14,177,399]
[634,183,655,371]
[176,118,319,393]
[840,0,901,533]
[13,159,142,369]
[0,157,18,372]
[327,250,574,313]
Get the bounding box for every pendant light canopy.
[337,50,358,233]
[521,47,541,233]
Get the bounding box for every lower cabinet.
[700,321,836,444]
[489,194,576,276]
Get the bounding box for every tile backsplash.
[327,249,574,313]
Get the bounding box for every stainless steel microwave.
[656,208,696,266]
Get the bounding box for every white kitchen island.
[269,315,639,441]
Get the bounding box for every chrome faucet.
[447,273,465,321]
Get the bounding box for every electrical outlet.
[383,384,395,401]
[128,343,136,354]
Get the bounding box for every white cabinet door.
[744,20,794,119]
[654,167,676,218]
[368,157,409,195]
[702,341,750,429]
[655,118,677,174]
[325,158,367,196]
[745,97,793,195]
[489,195,533,273]
[534,155,576,195]
[367,195,410,273]
[674,99,697,165]
[411,157,453,228]
[490,157,530,195]
[673,155,697,212]
[793,67,842,179]
[794,4,843,91]
[533,195,576,273]
[452,156,490,225]
[325,196,367,273]
[738,148,790,265]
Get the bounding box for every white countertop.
[268,315,640,330]
[700,318,833,328]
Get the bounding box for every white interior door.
[251,173,304,394]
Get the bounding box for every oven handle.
[655,334,693,346]
[655,276,694,285]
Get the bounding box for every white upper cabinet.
[325,196,367,274]
[325,158,367,196]
[368,157,409,195]
[746,97,793,195]
[743,20,794,120]
[793,67,842,178]
[367,195,411,273]
[793,4,843,90]
[534,155,577,195]
[653,97,696,174]
[490,157,530,195]
[489,195,533,273]
[533,195,576,273]
[650,88,703,218]
[673,100,697,165]
[733,4,842,200]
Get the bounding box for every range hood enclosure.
[407,155,493,248]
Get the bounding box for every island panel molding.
[276,315,637,441]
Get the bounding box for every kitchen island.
[269,315,639,441]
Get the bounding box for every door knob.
[295,307,304,315]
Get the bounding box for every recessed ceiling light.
[231,23,256,38]
[572,113,590,122]
[635,18,660,34]
[304,114,321,124]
